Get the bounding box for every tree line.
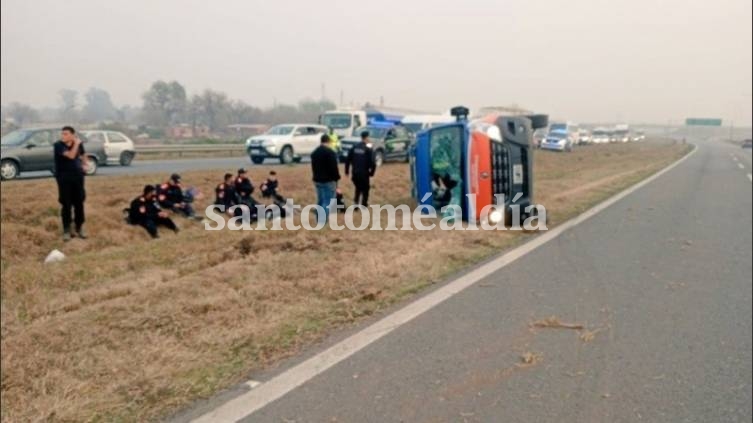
[1,80,337,135]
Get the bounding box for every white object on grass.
[44,249,66,263]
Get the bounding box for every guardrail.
[135,144,246,158]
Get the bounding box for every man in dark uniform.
[157,173,196,218]
[235,168,256,205]
[215,173,239,216]
[345,130,377,207]
[260,170,284,202]
[54,126,88,241]
[128,185,178,239]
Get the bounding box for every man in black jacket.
[310,134,340,223]
[128,185,178,239]
[345,130,377,207]
[157,173,196,218]
[54,126,88,241]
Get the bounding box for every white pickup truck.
[245,124,328,164]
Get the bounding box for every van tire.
[85,156,98,175]
[0,159,19,180]
[373,150,385,167]
[251,156,265,165]
[119,151,134,166]
[279,146,294,164]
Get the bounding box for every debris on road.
[518,351,542,367]
[531,316,584,330]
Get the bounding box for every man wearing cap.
[310,133,340,224]
[157,173,195,218]
[345,130,377,207]
[128,185,178,239]
[235,168,255,204]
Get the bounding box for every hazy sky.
[2,0,751,124]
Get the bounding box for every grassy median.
[0,141,691,422]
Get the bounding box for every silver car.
[81,130,136,166]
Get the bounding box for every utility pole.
[339,90,344,108]
[321,83,326,100]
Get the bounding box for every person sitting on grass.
[128,185,178,239]
[157,173,197,219]
[260,170,285,202]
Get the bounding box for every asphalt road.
[178,138,752,423]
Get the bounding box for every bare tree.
[6,102,39,126]
[58,89,79,123]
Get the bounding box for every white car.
[81,130,136,166]
[577,130,592,145]
[246,124,328,164]
[540,132,573,152]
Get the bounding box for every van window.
[107,132,128,143]
[87,132,106,143]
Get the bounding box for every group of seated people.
[126,169,284,238]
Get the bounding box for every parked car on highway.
[631,131,646,142]
[246,124,328,164]
[577,129,592,145]
[591,128,611,144]
[540,131,573,152]
[81,130,136,166]
[339,122,413,166]
[1,128,105,180]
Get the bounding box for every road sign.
[685,118,723,126]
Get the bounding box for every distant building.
[166,124,210,139]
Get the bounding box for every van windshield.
[1,130,30,146]
[265,125,295,135]
[353,126,388,139]
[321,114,352,129]
[550,124,567,132]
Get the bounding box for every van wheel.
[374,150,385,167]
[85,156,98,175]
[279,146,294,164]
[251,156,265,165]
[119,151,134,166]
[0,160,19,180]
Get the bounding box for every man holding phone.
[54,126,88,241]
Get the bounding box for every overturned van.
[410,106,548,224]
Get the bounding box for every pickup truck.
[1,128,106,180]
[339,122,413,166]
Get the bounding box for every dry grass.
[0,141,690,422]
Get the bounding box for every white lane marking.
[192,145,699,423]
[733,155,739,161]
[245,380,261,389]
[738,163,745,170]
[747,174,752,182]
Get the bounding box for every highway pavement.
[177,137,751,422]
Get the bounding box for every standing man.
[327,127,340,153]
[345,130,376,207]
[54,126,88,241]
[310,134,340,224]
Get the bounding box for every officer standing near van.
[54,126,88,241]
[345,130,376,207]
